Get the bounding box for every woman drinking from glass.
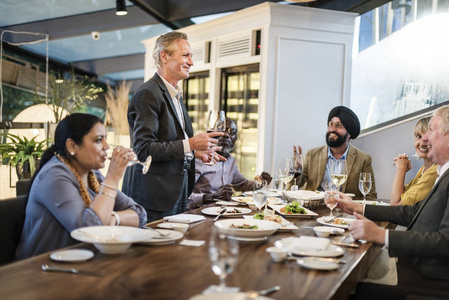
[16,113,146,259]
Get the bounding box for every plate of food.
[269,202,318,218]
[316,217,355,229]
[214,219,281,238]
[243,211,298,231]
[231,196,254,204]
[201,207,252,217]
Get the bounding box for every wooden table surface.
[0,203,390,300]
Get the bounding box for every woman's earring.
[70,152,75,156]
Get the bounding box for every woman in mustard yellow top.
[390,117,438,206]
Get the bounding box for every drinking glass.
[330,159,348,191]
[208,227,239,293]
[204,110,226,166]
[324,183,339,218]
[359,173,372,203]
[106,147,152,175]
[293,153,303,189]
[252,181,268,213]
[278,157,295,200]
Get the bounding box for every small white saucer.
[50,249,94,262]
[297,257,339,270]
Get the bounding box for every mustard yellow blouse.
[401,164,439,206]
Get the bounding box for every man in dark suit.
[337,105,449,295]
[122,32,222,222]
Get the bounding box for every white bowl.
[266,246,287,262]
[214,219,281,238]
[313,226,345,237]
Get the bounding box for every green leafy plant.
[33,70,103,122]
[0,133,52,177]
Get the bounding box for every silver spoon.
[245,285,281,299]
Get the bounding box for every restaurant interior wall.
[142,2,357,178]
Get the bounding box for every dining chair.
[16,179,31,196]
[0,195,26,266]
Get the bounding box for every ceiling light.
[116,0,128,16]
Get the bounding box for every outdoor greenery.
[0,133,52,177]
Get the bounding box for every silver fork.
[323,214,343,223]
[142,226,169,237]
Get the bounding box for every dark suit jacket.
[122,73,195,212]
[366,168,449,281]
[299,144,377,199]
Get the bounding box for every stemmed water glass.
[330,159,348,191]
[252,181,268,213]
[278,157,295,201]
[106,146,152,175]
[359,173,372,203]
[208,227,239,293]
[324,183,339,219]
[204,110,226,166]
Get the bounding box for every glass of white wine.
[204,110,226,166]
[324,183,339,218]
[208,227,239,293]
[278,157,295,201]
[106,147,152,175]
[252,181,268,213]
[330,159,348,191]
[359,173,372,203]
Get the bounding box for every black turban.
[327,106,360,139]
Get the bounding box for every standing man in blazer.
[294,106,377,199]
[337,105,449,294]
[122,32,221,222]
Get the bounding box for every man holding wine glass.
[188,118,272,209]
[292,106,377,199]
[122,31,223,222]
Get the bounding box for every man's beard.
[326,131,349,147]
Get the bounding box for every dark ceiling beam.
[73,53,145,75]
[0,6,159,41]
[309,0,392,14]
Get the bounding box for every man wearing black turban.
[293,106,377,199]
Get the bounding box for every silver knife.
[42,264,103,277]
[213,208,227,222]
[331,241,359,248]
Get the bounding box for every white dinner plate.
[214,200,241,206]
[353,200,389,206]
[297,257,339,271]
[316,217,355,229]
[50,249,94,262]
[269,204,318,218]
[201,207,252,217]
[274,237,344,257]
[138,229,184,246]
[231,196,254,204]
[243,215,298,232]
[214,219,281,238]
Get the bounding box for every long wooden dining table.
[0,202,392,300]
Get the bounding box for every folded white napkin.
[179,239,205,247]
[289,236,330,252]
[284,190,324,201]
[163,214,205,224]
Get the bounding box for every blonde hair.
[152,32,188,70]
[414,116,431,136]
[433,105,449,135]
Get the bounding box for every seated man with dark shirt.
[188,118,271,210]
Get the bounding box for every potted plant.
[0,133,52,179]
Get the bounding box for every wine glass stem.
[218,276,227,291]
[329,208,333,217]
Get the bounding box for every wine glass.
[324,183,339,218]
[252,181,268,213]
[208,227,239,293]
[106,147,152,175]
[204,110,226,166]
[330,159,348,191]
[359,173,372,203]
[278,157,295,201]
[292,153,303,190]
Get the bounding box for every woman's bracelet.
[99,191,116,199]
[101,182,117,191]
[111,211,120,226]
